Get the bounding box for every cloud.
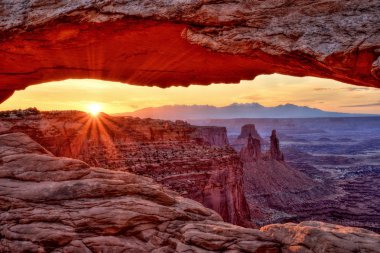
[313,87,369,92]
[293,98,319,102]
[127,104,140,109]
[341,87,369,91]
[238,95,261,101]
[342,101,380,107]
[313,88,331,91]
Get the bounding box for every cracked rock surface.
[1,0,380,102]
[261,221,380,253]
[0,132,279,252]
[0,132,379,252]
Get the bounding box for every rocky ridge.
[0,132,277,252]
[0,111,250,226]
[0,132,379,252]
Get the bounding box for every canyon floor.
[192,117,380,232]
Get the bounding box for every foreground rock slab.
[261,221,380,253]
[1,1,380,102]
[0,132,379,252]
[0,133,278,252]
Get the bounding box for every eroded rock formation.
[1,132,379,252]
[261,221,380,253]
[1,1,380,102]
[0,111,250,226]
[232,124,264,152]
[270,130,284,161]
[239,127,330,225]
[240,133,261,162]
[0,132,277,252]
[238,124,262,141]
[191,126,229,147]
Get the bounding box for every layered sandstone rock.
[238,124,262,141]
[0,132,278,252]
[232,124,264,152]
[191,126,229,147]
[239,128,330,225]
[270,130,284,161]
[0,111,250,226]
[261,221,380,253]
[1,133,379,252]
[1,1,380,102]
[240,133,261,162]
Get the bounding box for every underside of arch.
[0,1,379,103]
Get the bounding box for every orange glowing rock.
[1,1,380,102]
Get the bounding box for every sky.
[1,74,380,115]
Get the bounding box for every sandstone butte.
[0,1,380,103]
[0,132,379,252]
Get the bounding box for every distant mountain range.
[115,103,378,120]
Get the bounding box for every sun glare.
[87,103,102,116]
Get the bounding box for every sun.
[87,103,102,116]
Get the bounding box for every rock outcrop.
[232,124,264,152]
[0,111,250,226]
[1,1,380,102]
[238,124,262,141]
[191,126,229,147]
[1,133,379,252]
[239,128,330,226]
[270,130,284,161]
[261,221,380,253]
[0,132,277,252]
[240,133,261,162]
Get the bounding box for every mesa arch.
[1,0,380,103]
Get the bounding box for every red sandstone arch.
[0,1,379,103]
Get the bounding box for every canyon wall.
[228,121,380,232]
[191,126,229,147]
[0,111,250,226]
[1,1,380,102]
[238,125,331,225]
